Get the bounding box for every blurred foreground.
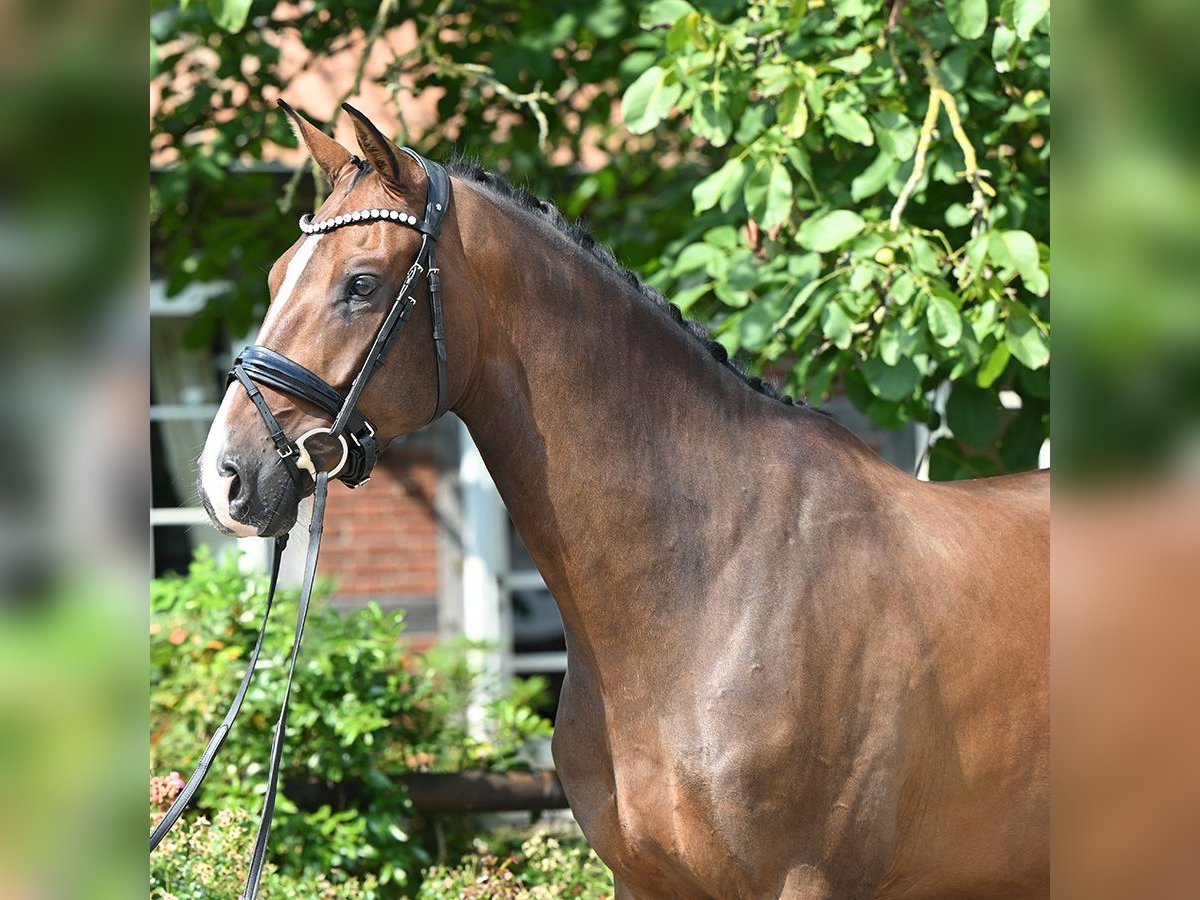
[1054,0,1200,895]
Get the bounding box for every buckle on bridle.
[294,427,350,480]
[277,445,296,460]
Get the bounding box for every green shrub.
[151,775,377,899]
[417,831,613,899]
[151,547,552,893]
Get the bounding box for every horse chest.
[554,688,794,896]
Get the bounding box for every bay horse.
[198,103,1049,899]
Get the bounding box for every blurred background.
[0,0,1196,895]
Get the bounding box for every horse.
[198,103,1049,899]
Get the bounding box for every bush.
[151,774,377,898]
[150,548,553,893]
[417,831,613,899]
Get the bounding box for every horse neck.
[446,185,821,662]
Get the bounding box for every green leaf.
[873,111,917,161]
[762,161,793,228]
[672,282,711,313]
[778,84,809,138]
[926,294,963,347]
[787,0,808,29]
[693,158,746,213]
[976,342,1011,388]
[945,203,972,228]
[692,91,733,146]
[774,279,824,332]
[737,300,780,351]
[992,24,1018,73]
[860,356,922,401]
[988,229,1041,289]
[827,103,875,146]
[830,49,872,74]
[756,63,793,96]
[946,382,999,447]
[641,0,695,28]
[703,224,739,249]
[623,66,681,133]
[1005,304,1050,369]
[735,103,770,143]
[851,152,898,202]
[785,145,820,197]
[946,0,988,40]
[821,302,853,349]
[797,209,866,253]
[207,0,252,32]
[1013,0,1049,40]
[743,163,772,221]
[672,242,723,275]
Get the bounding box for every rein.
[151,149,451,900]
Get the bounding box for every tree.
[151,0,1049,479]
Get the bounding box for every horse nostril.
[218,459,243,504]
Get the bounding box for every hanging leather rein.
[151,149,452,900]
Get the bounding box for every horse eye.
[350,275,378,297]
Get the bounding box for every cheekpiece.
[299,208,421,234]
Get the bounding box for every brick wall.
[319,445,442,646]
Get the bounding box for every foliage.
[150,0,1049,478]
[151,775,379,898]
[417,830,613,899]
[150,547,553,892]
[622,0,1049,477]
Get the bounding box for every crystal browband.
[299,207,422,234]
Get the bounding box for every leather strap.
[150,536,288,852]
[149,475,330,900]
[241,472,329,899]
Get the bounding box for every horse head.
[199,102,474,537]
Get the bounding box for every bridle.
[232,146,452,492]
[150,148,452,899]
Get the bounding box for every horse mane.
[447,159,803,409]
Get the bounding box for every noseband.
[229,147,452,489]
[151,149,452,900]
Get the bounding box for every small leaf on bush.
[797,209,866,252]
[946,0,988,40]
[821,302,853,349]
[623,66,681,133]
[988,229,1041,288]
[860,356,922,401]
[976,342,1011,388]
[926,294,963,347]
[762,161,794,228]
[641,0,695,28]
[1012,0,1049,40]
[1005,304,1050,369]
[827,103,875,146]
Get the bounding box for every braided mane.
[447,159,801,408]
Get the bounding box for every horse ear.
[277,99,356,185]
[341,102,423,191]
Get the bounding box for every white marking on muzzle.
[198,234,324,536]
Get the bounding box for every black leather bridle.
[151,149,452,900]
[231,146,452,491]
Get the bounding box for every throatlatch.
[151,148,452,900]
